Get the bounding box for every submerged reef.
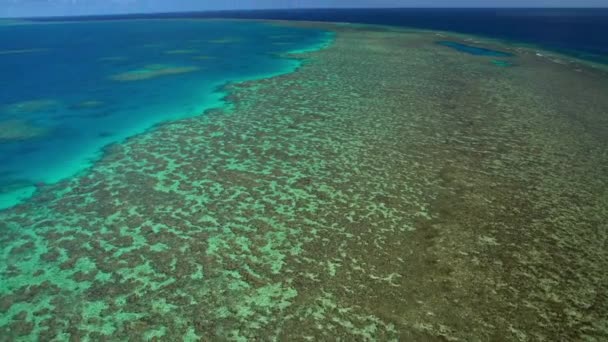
[0,48,48,56]
[0,21,607,341]
[165,49,199,55]
[191,55,216,60]
[207,37,241,44]
[68,100,105,110]
[98,56,128,62]
[0,120,49,141]
[109,64,200,82]
[1,99,59,116]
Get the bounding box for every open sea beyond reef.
[1,9,608,341]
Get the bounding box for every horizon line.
[3,7,608,20]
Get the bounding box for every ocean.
[35,8,608,63]
[0,19,330,209]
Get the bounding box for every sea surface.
[35,8,608,64]
[0,19,330,209]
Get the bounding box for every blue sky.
[2,0,607,18]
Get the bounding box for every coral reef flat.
[1,20,607,340]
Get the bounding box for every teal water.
[0,20,331,209]
[436,41,514,57]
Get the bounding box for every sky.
[1,0,608,18]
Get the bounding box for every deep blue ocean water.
[0,20,330,209]
[225,8,608,63]
[42,8,608,63]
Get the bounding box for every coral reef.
[0,21,607,341]
[1,99,59,116]
[0,119,49,142]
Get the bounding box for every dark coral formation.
[0,21,607,340]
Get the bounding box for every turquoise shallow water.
[0,19,331,209]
